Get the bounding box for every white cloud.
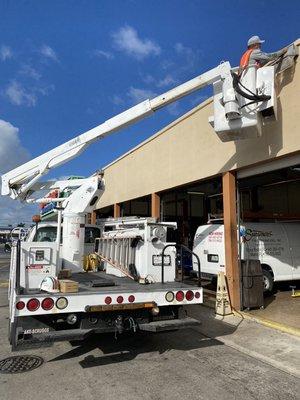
[127,87,156,104]
[142,74,155,84]
[0,45,13,61]
[112,25,161,60]
[19,64,41,80]
[4,80,54,107]
[157,74,177,88]
[0,119,35,225]
[174,42,200,72]
[111,94,124,106]
[161,59,174,70]
[0,120,29,173]
[92,49,114,60]
[40,44,58,61]
[35,84,55,96]
[174,42,195,57]
[5,81,37,107]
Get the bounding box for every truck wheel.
[262,270,274,292]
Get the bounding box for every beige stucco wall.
[97,41,300,209]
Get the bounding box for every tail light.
[195,291,201,299]
[56,297,68,310]
[27,298,40,312]
[117,296,124,304]
[16,301,25,310]
[105,296,112,305]
[175,291,184,302]
[185,290,194,301]
[128,295,135,303]
[165,291,174,302]
[41,297,54,310]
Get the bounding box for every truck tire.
[262,269,274,293]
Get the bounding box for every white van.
[193,222,300,291]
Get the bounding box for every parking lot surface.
[0,283,299,400]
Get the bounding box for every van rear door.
[282,223,300,280]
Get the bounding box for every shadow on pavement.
[48,306,239,368]
[49,330,226,368]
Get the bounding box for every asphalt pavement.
[0,285,298,400]
[0,251,9,284]
[0,251,298,400]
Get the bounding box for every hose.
[232,72,271,102]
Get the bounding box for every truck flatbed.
[71,271,200,294]
[20,271,201,297]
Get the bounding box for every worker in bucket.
[240,35,287,72]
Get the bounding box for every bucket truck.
[2,46,297,350]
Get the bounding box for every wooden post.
[222,171,241,310]
[90,211,97,225]
[114,203,121,218]
[151,193,160,220]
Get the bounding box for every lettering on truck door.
[243,223,293,281]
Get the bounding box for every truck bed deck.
[71,271,201,294]
[21,271,201,297]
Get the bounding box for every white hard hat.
[40,276,59,293]
[248,35,265,47]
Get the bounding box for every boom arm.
[1,62,238,201]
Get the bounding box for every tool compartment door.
[20,242,59,290]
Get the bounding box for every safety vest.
[239,49,260,71]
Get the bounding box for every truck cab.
[27,222,101,254]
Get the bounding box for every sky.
[0,0,299,225]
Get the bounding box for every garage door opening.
[238,163,300,331]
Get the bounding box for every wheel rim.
[263,275,269,290]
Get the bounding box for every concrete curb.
[215,335,300,379]
[236,311,300,338]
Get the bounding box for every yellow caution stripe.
[236,311,300,337]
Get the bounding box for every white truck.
[2,47,297,350]
[193,222,300,291]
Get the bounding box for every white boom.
[1,62,243,201]
[4,42,297,203]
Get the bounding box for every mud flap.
[138,317,200,332]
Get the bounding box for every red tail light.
[195,291,201,299]
[27,298,40,312]
[175,291,184,301]
[41,298,54,310]
[185,290,194,301]
[16,301,25,310]
[105,296,112,305]
[128,295,135,303]
[117,296,124,304]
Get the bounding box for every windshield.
[85,227,101,243]
[34,227,58,242]
[33,226,101,243]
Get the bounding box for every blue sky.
[0,0,299,224]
